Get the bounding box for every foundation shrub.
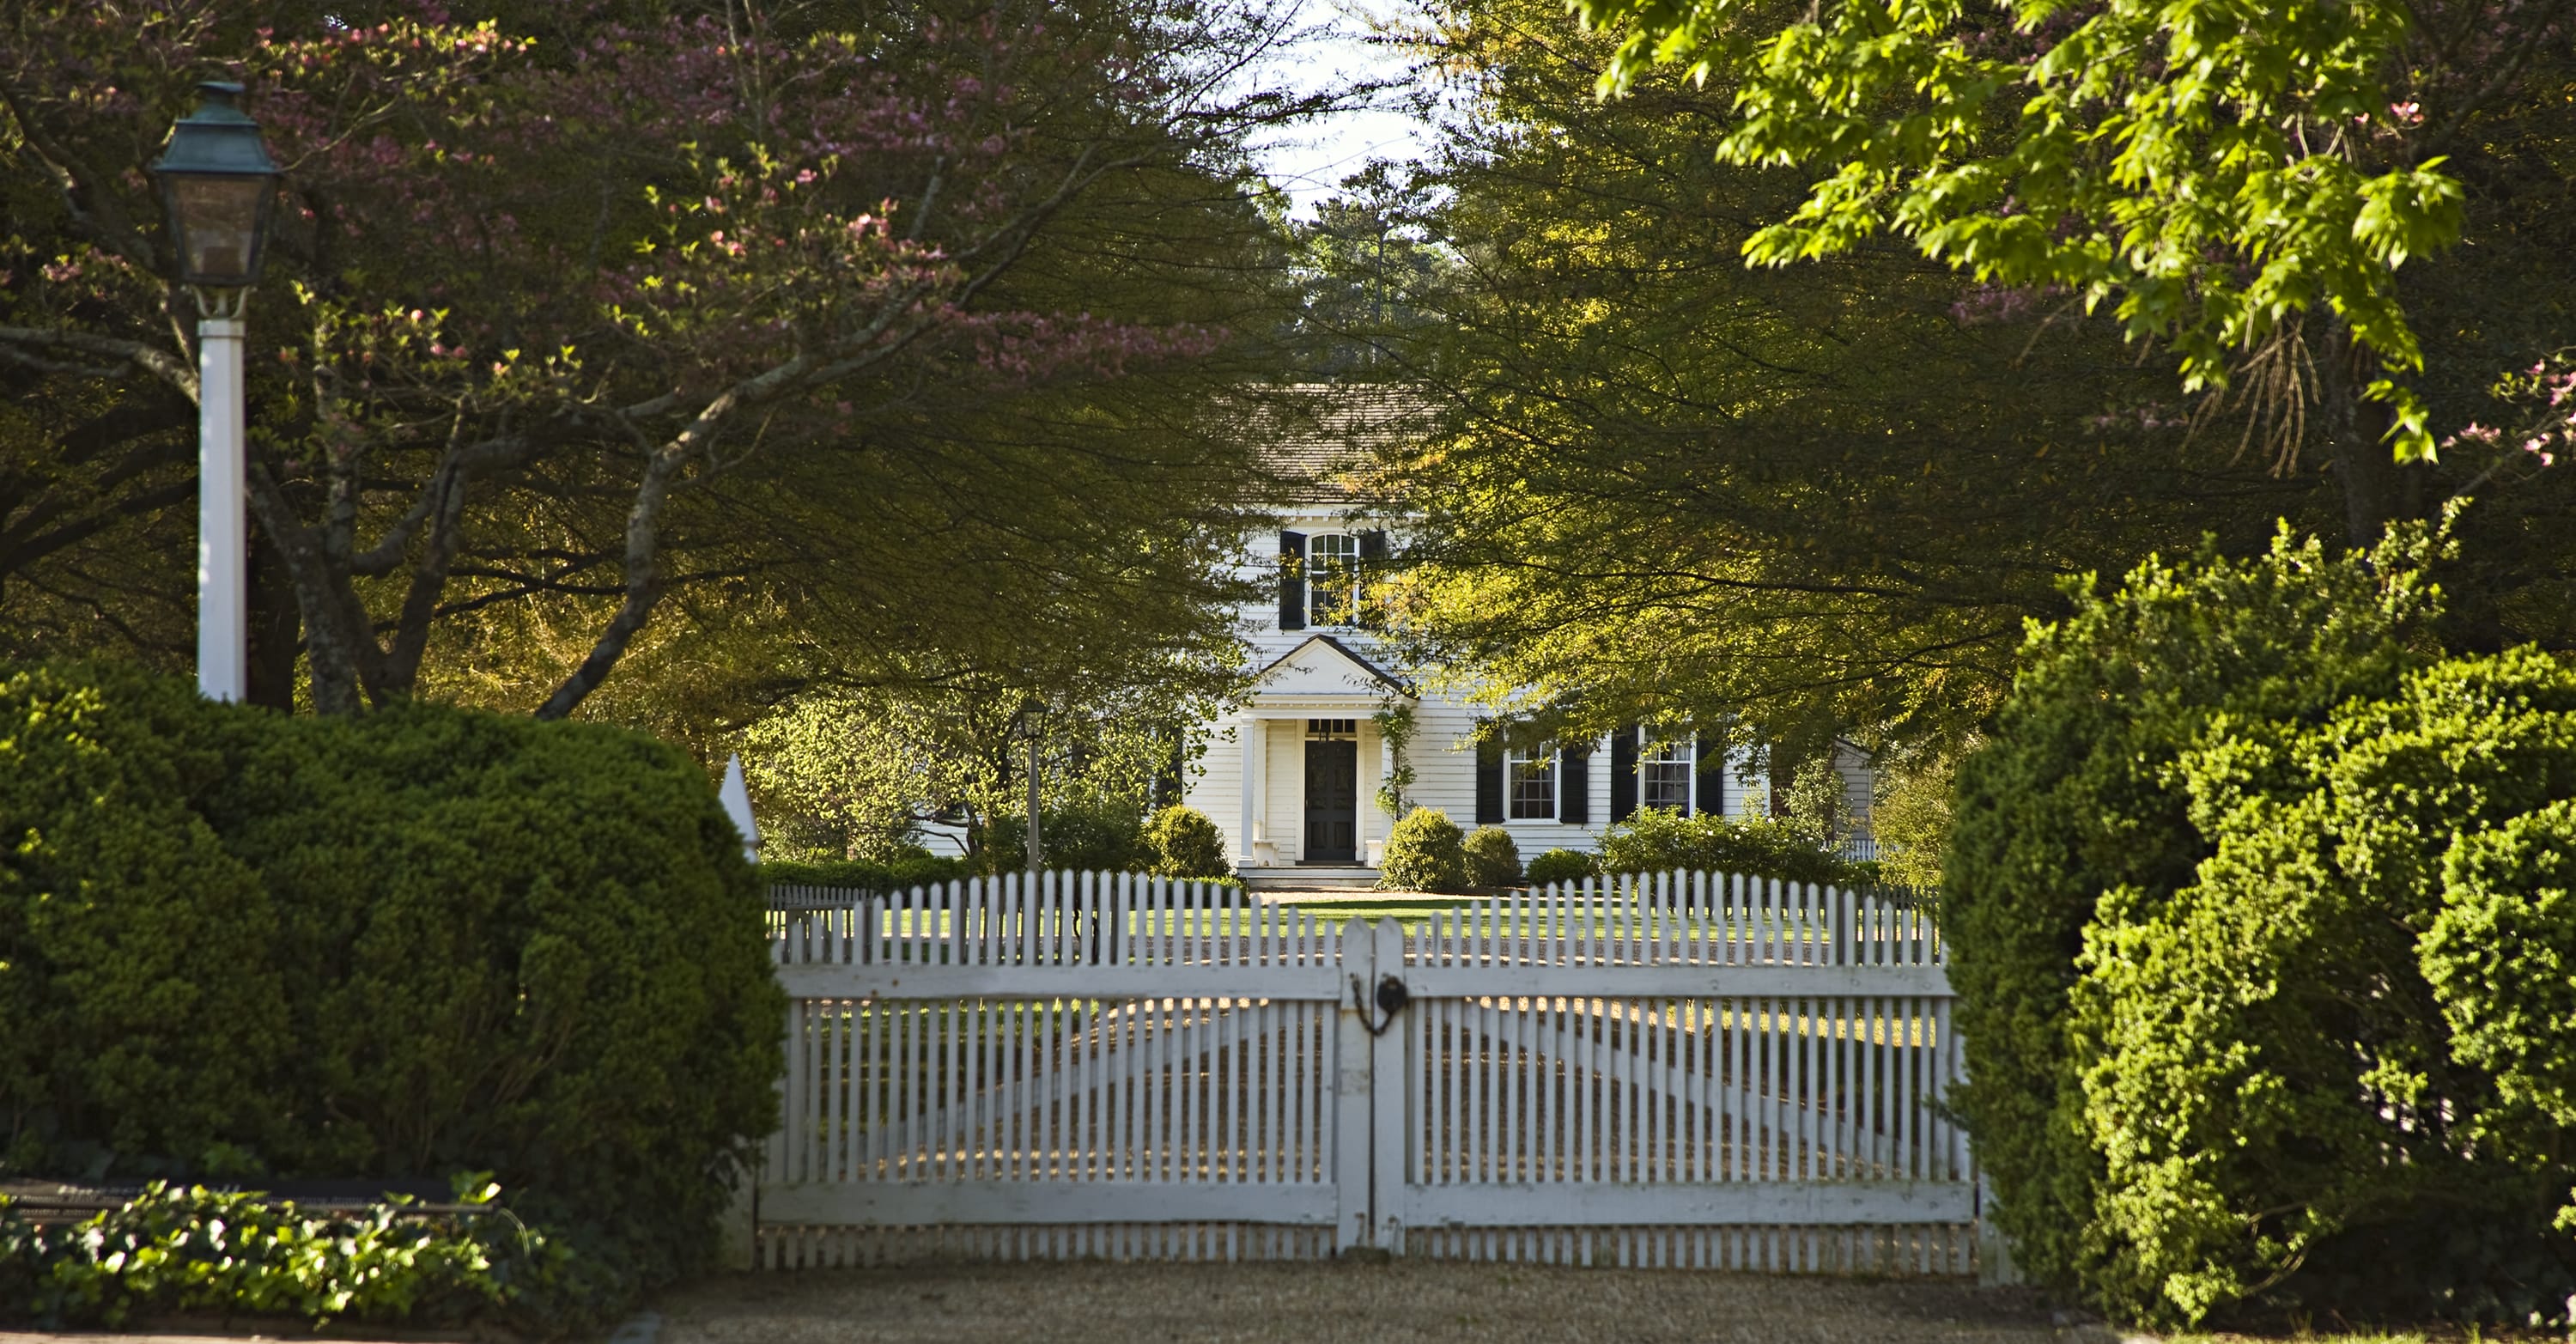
[1461,825,1521,887]
[1379,807,1470,893]
[1522,848,1597,887]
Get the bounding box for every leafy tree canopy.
[2,0,1318,726]
[1568,0,2576,463]
[1319,2,2571,787]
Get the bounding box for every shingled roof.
[1235,383,1433,504]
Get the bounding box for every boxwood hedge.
[1946,524,2576,1328]
[0,660,784,1329]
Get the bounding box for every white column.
[196,315,248,702]
[1239,715,1261,861]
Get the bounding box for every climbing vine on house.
[1372,701,1418,816]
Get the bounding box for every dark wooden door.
[1304,740,1358,861]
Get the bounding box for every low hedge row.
[770,805,1234,886]
[0,660,784,1332]
[1595,807,1864,887]
[759,854,975,892]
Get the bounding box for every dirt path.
[653,1261,2125,1344]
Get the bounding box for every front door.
[1303,739,1358,862]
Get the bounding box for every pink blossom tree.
[2,0,1311,715]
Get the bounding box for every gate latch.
[1352,972,1409,1036]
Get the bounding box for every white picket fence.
[756,872,1971,1272]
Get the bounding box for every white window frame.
[1505,746,1559,821]
[1307,532,1360,628]
[1640,731,1693,812]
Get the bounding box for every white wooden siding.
[1182,718,1245,859]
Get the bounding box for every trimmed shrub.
[0,661,784,1329]
[1595,807,1854,885]
[1379,808,1470,893]
[2065,648,2576,1326]
[1947,523,2576,1328]
[1943,527,2435,1311]
[1461,825,1521,887]
[2422,795,2576,1169]
[0,661,289,1179]
[1140,806,1231,879]
[1523,848,1597,887]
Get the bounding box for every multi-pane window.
[1306,718,1357,738]
[1308,532,1359,626]
[1642,734,1692,812]
[1507,748,1557,819]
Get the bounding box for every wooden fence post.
[1333,916,1377,1253]
[1369,916,1408,1254]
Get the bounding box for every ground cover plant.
[1944,522,2576,1329]
[0,1183,548,1331]
[0,660,782,1331]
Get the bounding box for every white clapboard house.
[1182,387,1873,889]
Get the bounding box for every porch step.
[1237,865,1380,892]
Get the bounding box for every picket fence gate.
[756,872,1973,1272]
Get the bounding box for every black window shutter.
[1609,725,1638,822]
[1354,530,1388,627]
[1279,531,1306,631]
[1474,734,1504,824]
[1559,740,1591,824]
[1693,731,1726,818]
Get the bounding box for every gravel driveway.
[653,1261,2123,1344]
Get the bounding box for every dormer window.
[1309,532,1358,626]
[1277,527,1388,632]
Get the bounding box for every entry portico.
[1217,635,1412,873]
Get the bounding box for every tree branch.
[0,326,198,402]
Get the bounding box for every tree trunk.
[246,520,301,711]
[2318,319,2428,548]
[245,465,368,715]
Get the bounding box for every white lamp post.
[152,81,281,703]
[1012,697,1050,871]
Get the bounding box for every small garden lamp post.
[1012,697,1050,871]
[152,81,281,702]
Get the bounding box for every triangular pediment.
[1251,635,1412,700]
